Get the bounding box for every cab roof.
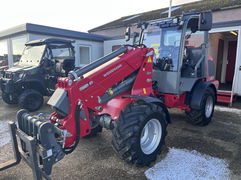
[25,38,74,46]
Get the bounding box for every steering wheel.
[155,46,175,70]
[156,57,173,71]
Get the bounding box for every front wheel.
[18,89,44,112]
[112,101,168,166]
[1,92,18,104]
[186,87,215,126]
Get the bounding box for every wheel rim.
[140,118,162,155]
[205,96,214,118]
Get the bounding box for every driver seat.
[181,46,204,77]
[62,59,75,76]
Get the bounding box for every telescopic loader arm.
[0,45,155,179]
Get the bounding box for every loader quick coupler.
[0,109,65,179]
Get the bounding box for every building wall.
[213,8,241,23]
[0,40,9,67]
[104,39,127,55]
[0,33,28,68]
[12,35,28,62]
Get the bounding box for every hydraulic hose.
[63,104,81,154]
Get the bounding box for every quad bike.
[0,38,75,111]
[0,12,218,179]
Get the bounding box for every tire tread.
[112,101,167,166]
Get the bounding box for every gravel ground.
[145,148,231,180]
[0,98,241,180]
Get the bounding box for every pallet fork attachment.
[0,121,51,180]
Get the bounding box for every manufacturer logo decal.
[103,64,122,77]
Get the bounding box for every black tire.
[186,87,215,126]
[18,89,44,112]
[2,92,18,104]
[112,101,167,166]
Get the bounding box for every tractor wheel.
[112,101,167,166]
[18,89,44,112]
[186,87,215,126]
[2,92,18,104]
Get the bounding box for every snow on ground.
[215,106,241,116]
[145,148,230,180]
[0,121,11,147]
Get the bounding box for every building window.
[79,46,91,65]
[0,40,8,67]
[12,35,27,63]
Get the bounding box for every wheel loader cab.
[149,13,212,94]
[154,26,182,72]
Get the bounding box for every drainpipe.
[7,39,13,68]
[168,0,173,18]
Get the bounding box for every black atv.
[0,38,75,111]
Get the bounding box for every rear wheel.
[186,87,215,126]
[18,89,44,112]
[112,101,167,166]
[2,92,18,104]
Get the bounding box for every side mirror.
[125,27,131,42]
[199,12,212,31]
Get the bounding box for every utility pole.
[168,0,173,18]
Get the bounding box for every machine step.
[217,91,237,104]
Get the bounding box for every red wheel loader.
[0,12,218,179]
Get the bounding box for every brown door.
[225,41,237,83]
[216,39,224,81]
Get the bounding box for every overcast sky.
[1,0,200,32]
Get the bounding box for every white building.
[0,23,108,68]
